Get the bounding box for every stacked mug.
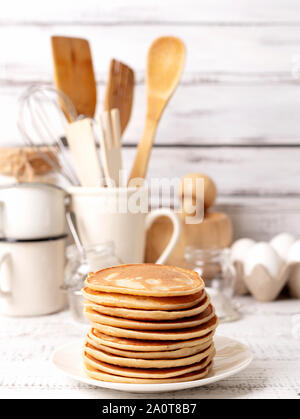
[0,183,68,316]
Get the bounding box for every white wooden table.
[0,296,299,399]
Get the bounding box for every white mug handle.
[0,253,12,297]
[146,208,181,265]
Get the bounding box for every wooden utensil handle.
[128,118,158,183]
[111,108,121,147]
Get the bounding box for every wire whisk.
[18,84,80,185]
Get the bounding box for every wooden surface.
[0,296,299,399]
[1,0,300,237]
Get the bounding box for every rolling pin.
[145,173,232,267]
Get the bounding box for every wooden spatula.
[51,36,97,119]
[104,59,134,135]
[66,118,101,186]
[128,37,185,184]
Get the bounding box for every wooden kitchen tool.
[179,173,217,212]
[104,59,134,135]
[128,36,186,183]
[98,109,123,187]
[66,118,101,186]
[51,36,97,119]
[145,173,232,267]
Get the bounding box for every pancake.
[83,349,215,379]
[91,315,218,341]
[82,287,205,310]
[83,360,213,383]
[89,328,215,351]
[86,332,213,359]
[82,263,217,384]
[84,360,213,383]
[85,263,204,296]
[84,294,210,321]
[84,341,214,369]
[84,304,215,331]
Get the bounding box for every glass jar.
[64,241,122,324]
[185,246,239,322]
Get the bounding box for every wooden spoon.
[128,36,185,183]
[104,59,134,135]
[51,36,97,119]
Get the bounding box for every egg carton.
[231,234,300,302]
[233,260,300,301]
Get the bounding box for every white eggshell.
[244,242,282,278]
[231,238,256,262]
[287,240,300,262]
[270,233,296,261]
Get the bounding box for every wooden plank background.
[1,0,300,239]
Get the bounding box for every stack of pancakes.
[82,263,218,384]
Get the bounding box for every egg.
[270,233,295,261]
[231,238,256,263]
[287,240,300,263]
[244,242,282,278]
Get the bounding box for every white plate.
[51,335,253,393]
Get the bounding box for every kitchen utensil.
[51,36,97,119]
[0,183,67,240]
[65,210,85,258]
[98,109,122,187]
[51,335,253,393]
[65,118,102,187]
[179,173,217,212]
[68,186,181,264]
[18,84,79,185]
[128,36,186,183]
[0,234,67,316]
[51,37,100,187]
[104,59,134,135]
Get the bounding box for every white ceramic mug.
[0,183,67,239]
[68,187,181,264]
[0,235,67,316]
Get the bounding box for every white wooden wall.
[1,0,300,239]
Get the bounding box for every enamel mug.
[68,186,181,264]
[0,183,67,239]
[0,235,67,316]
